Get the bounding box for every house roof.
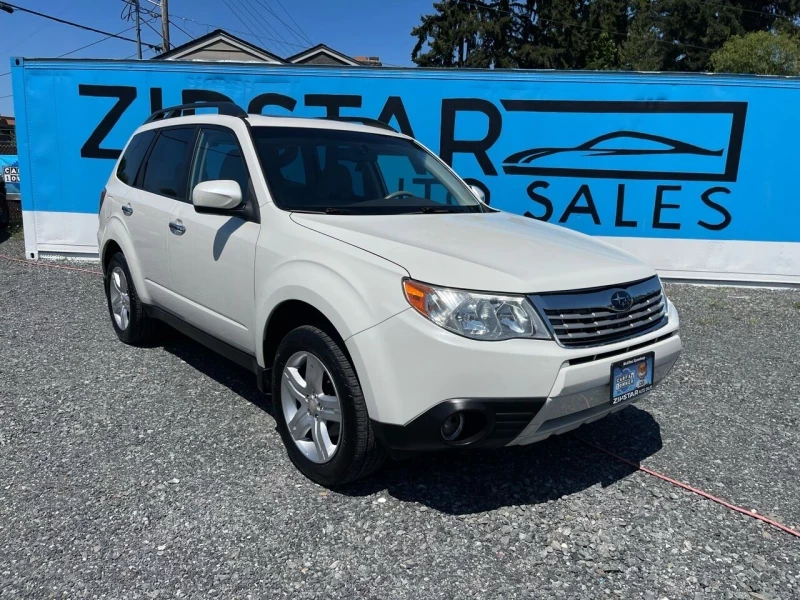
[285,43,364,66]
[154,29,285,63]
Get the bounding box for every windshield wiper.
[324,207,358,215]
[418,206,467,214]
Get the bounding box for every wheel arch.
[99,218,151,304]
[101,239,123,275]
[262,299,349,376]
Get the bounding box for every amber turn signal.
[403,279,432,315]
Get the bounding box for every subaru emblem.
[610,290,633,312]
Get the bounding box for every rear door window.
[140,127,196,201]
[116,129,155,186]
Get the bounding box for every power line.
[0,2,159,49]
[274,0,312,45]
[247,0,299,50]
[252,0,311,47]
[123,45,156,60]
[0,19,160,72]
[168,18,195,41]
[141,15,164,43]
[126,0,308,52]
[0,0,82,55]
[120,0,144,58]
[58,20,157,58]
[122,0,159,20]
[221,0,275,52]
[669,0,796,23]
[223,0,291,55]
[167,13,308,49]
[234,0,295,55]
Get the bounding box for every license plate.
[610,352,654,405]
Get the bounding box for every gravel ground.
[1,234,799,599]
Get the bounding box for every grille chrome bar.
[531,276,668,348]
[550,296,664,326]
[549,290,662,320]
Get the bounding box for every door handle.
[121,203,133,216]
[169,221,186,235]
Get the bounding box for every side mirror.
[469,184,486,204]
[192,180,242,211]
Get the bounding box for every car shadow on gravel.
[340,407,662,514]
[160,330,662,515]
[160,331,273,414]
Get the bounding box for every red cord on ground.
[0,253,103,276]
[574,436,800,539]
[2,253,797,539]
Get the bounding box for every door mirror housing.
[469,184,486,204]
[192,180,243,211]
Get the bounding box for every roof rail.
[144,101,248,124]
[321,116,398,133]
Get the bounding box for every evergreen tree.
[411,0,800,73]
[411,0,485,67]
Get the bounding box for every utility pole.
[133,0,142,59]
[160,0,170,53]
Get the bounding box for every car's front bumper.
[346,298,681,454]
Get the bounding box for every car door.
[165,125,259,353]
[128,126,197,306]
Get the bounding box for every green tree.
[620,1,800,72]
[411,0,485,67]
[710,30,800,75]
[411,0,800,72]
[586,32,618,69]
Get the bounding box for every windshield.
[251,126,485,214]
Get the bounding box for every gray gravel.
[1,233,799,599]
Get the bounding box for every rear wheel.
[0,194,9,230]
[105,252,156,345]
[272,325,386,486]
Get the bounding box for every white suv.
[98,102,682,486]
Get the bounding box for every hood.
[290,211,654,293]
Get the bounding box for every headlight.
[403,279,551,341]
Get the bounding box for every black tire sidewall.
[0,196,9,228]
[272,326,364,487]
[105,252,145,344]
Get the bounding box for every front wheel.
[271,325,386,486]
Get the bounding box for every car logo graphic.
[610,290,633,312]
[500,100,747,182]
[504,130,723,165]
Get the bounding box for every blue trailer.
[10,57,800,285]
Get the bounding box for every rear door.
[128,126,197,305]
[105,128,154,242]
[165,124,259,352]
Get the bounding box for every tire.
[272,325,387,486]
[105,252,157,345]
[0,195,9,230]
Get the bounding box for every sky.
[0,0,434,116]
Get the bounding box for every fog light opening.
[441,412,465,442]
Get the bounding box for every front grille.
[533,276,668,348]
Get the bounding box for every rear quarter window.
[116,130,155,186]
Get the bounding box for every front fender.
[254,254,409,367]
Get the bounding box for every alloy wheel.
[280,351,342,463]
[109,266,131,331]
